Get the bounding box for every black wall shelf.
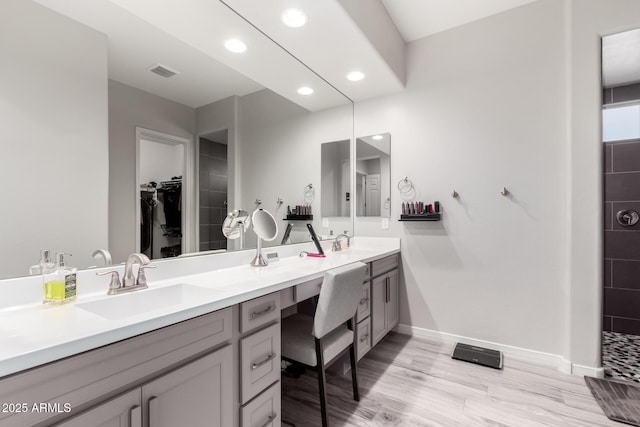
[399,213,441,221]
[284,215,313,221]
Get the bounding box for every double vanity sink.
[0,238,400,378]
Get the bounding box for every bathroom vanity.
[0,237,399,427]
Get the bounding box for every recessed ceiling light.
[281,8,307,28]
[372,135,383,140]
[224,39,247,53]
[347,71,365,81]
[297,86,314,95]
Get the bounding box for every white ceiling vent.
[148,64,179,78]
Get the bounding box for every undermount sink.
[76,284,220,320]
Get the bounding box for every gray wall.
[0,0,108,276]
[108,80,195,263]
[355,0,567,358]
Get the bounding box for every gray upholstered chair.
[281,262,367,427]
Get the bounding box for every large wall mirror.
[0,0,353,279]
[321,139,351,220]
[356,133,391,218]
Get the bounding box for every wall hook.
[276,198,284,206]
[255,199,262,206]
[500,187,509,196]
[451,190,459,198]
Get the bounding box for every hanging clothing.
[161,185,181,229]
[140,193,155,254]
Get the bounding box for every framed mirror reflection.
[355,133,391,218]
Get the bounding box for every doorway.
[601,28,640,383]
[136,128,192,259]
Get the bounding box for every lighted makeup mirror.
[250,209,278,267]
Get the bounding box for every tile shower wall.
[604,138,640,335]
[199,138,228,251]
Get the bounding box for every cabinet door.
[54,389,141,427]
[386,269,399,331]
[142,346,233,427]
[371,276,387,345]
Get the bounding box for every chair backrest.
[312,262,367,339]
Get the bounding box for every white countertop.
[0,237,399,377]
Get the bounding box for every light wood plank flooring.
[281,332,616,426]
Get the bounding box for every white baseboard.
[394,324,602,378]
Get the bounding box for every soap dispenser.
[43,253,77,304]
[30,249,54,275]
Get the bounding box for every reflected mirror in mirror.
[0,0,353,279]
[321,140,351,218]
[356,133,391,218]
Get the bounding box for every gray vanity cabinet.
[371,265,399,346]
[53,389,142,427]
[142,346,233,427]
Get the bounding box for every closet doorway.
[136,128,193,259]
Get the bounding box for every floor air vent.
[451,343,503,369]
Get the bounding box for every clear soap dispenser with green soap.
[43,253,77,304]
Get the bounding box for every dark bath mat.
[585,376,640,426]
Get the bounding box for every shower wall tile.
[604,259,612,287]
[605,231,640,259]
[603,316,612,332]
[612,201,640,230]
[604,203,612,231]
[612,141,640,173]
[612,260,640,290]
[604,144,612,173]
[604,172,640,201]
[604,288,640,319]
[612,317,640,336]
[612,83,640,104]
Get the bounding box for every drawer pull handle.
[360,333,370,343]
[359,297,369,305]
[251,305,275,319]
[260,413,278,427]
[252,352,277,370]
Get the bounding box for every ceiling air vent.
[148,64,179,78]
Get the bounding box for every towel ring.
[304,184,314,197]
[397,177,414,194]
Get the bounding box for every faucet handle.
[137,264,156,288]
[96,270,122,295]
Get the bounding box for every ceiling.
[381,0,539,42]
[31,0,546,111]
[603,28,640,88]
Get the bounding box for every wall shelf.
[283,215,313,221]
[399,213,441,221]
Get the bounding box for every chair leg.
[349,343,360,401]
[315,338,329,427]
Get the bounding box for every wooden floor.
[281,332,617,426]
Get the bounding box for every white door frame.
[135,127,194,256]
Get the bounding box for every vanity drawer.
[279,287,296,310]
[356,317,371,361]
[240,292,280,333]
[240,323,281,404]
[371,254,399,278]
[241,381,281,427]
[295,277,323,302]
[356,282,370,323]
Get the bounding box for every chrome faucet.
[97,253,155,295]
[123,253,152,288]
[332,234,351,252]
